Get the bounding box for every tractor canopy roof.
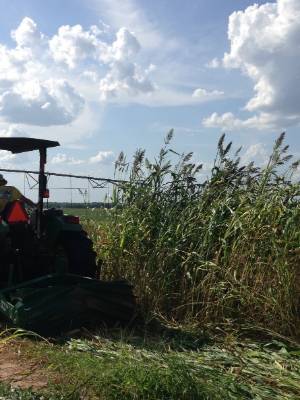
[0,137,60,154]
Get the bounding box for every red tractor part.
[4,201,29,224]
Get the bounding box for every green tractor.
[0,137,135,334]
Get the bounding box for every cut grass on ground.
[0,383,45,400]
[1,330,299,400]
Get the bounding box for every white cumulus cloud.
[0,17,155,131]
[105,27,140,62]
[192,88,224,98]
[50,153,84,165]
[11,17,45,49]
[0,79,84,126]
[99,27,154,99]
[204,0,300,130]
[50,150,115,165]
[49,24,101,68]
[0,45,30,86]
[89,150,115,164]
[202,112,277,131]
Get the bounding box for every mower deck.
[0,274,136,334]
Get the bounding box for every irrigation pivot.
[0,168,129,186]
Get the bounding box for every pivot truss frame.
[0,168,128,190]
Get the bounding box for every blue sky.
[0,0,299,201]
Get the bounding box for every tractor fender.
[42,210,83,245]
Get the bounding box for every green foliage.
[87,132,300,336]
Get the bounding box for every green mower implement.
[0,137,135,334]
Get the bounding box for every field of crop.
[0,132,299,399]
[64,207,111,222]
[83,132,300,337]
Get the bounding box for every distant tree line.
[47,202,113,209]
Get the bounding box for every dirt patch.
[0,343,49,390]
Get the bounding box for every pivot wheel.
[55,232,98,278]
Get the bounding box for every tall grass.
[87,131,300,336]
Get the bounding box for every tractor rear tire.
[0,240,10,286]
[58,232,98,278]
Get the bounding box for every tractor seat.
[2,200,29,224]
